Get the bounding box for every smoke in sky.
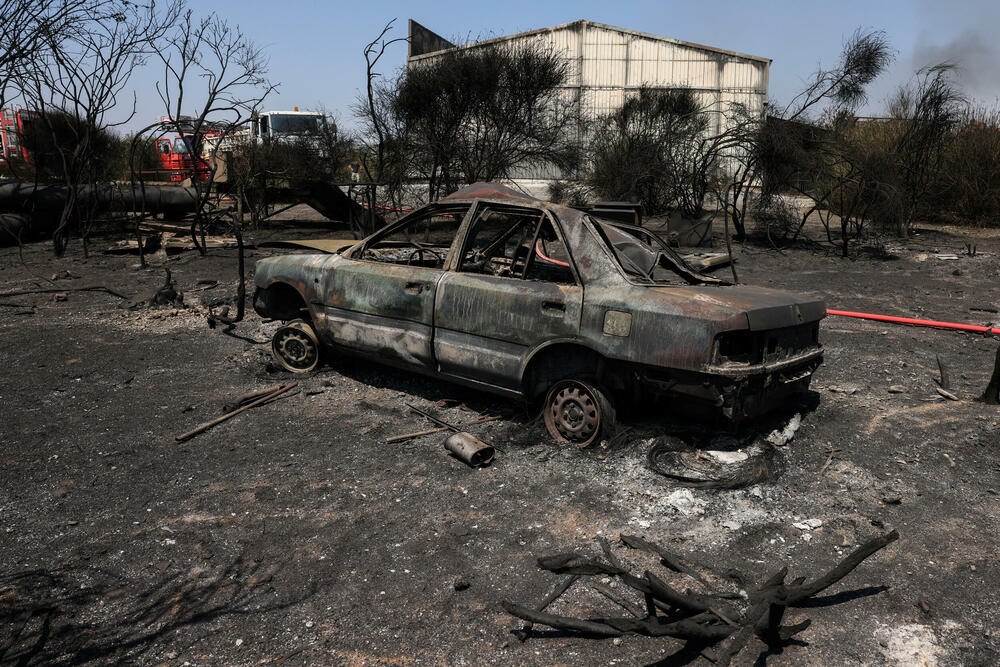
[911,29,1000,103]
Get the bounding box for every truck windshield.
[172,137,194,154]
[590,216,724,285]
[268,114,319,134]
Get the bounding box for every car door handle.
[542,301,566,314]
[405,282,426,295]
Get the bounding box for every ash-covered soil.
[1,215,999,665]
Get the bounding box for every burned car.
[254,183,824,446]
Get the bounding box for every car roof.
[440,182,541,204]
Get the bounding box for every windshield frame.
[267,114,321,135]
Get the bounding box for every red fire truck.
[154,117,218,182]
[0,109,39,165]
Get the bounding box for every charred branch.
[503,531,899,662]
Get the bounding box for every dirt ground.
[2,208,999,665]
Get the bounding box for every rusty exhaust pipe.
[444,432,495,468]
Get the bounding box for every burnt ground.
[1,209,999,666]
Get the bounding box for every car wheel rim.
[545,382,600,446]
[272,323,319,372]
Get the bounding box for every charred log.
[503,531,899,663]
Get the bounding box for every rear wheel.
[542,377,616,448]
[271,319,321,373]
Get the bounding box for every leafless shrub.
[0,0,103,109]
[749,194,800,244]
[354,21,579,212]
[150,8,274,255]
[931,104,1000,226]
[547,180,591,208]
[14,0,180,255]
[782,29,893,123]
[587,87,711,216]
[756,30,897,255]
[352,20,408,233]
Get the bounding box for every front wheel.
[542,377,616,448]
[271,319,321,373]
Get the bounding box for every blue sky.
[125,0,1000,130]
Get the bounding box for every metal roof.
[407,19,771,65]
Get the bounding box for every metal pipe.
[444,432,495,467]
[0,182,199,215]
[826,309,1000,336]
[0,182,200,245]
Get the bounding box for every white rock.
[705,450,749,464]
[665,489,707,516]
[792,518,823,531]
[766,413,802,447]
[874,623,944,665]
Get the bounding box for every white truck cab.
[253,109,323,141]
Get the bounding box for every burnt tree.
[982,344,1000,405]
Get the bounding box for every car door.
[434,204,583,388]
[319,203,470,370]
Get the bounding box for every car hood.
[646,285,826,331]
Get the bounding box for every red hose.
[826,309,1000,336]
[534,239,570,267]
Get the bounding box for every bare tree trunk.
[981,345,1000,405]
[722,189,739,283]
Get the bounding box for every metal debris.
[443,432,495,468]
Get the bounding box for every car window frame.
[453,201,582,287]
[344,202,476,266]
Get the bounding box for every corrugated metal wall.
[408,21,770,180]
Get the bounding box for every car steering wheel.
[406,247,444,267]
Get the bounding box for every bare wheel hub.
[271,320,320,372]
[278,331,310,363]
[545,381,600,446]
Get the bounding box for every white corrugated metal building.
[407,19,770,180]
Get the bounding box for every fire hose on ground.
[825,309,1000,337]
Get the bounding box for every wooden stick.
[715,568,787,667]
[587,581,646,618]
[514,574,580,641]
[785,531,899,603]
[176,382,297,442]
[619,534,712,587]
[504,600,622,637]
[138,220,194,234]
[406,403,498,448]
[0,286,128,300]
[406,403,459,431]
[936,354,951,389]
[936,386,959,401]
[818,448,841,476]
[385,416,501,443]
[231,383,285,408]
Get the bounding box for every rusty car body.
[253,183,824,445]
